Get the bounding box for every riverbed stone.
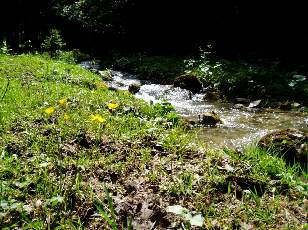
[203,89,222,102]
[234,104,246,109]
[292,102,301,108]
[200,111,222,126]
[248,99,262,108]
[181,117,197,129]
[278,101,292,110]
[173,74,202,93]
[128,83,141,94]
[258,128,308,165]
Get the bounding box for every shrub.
[41,29,66,57]
[0,40,11,55]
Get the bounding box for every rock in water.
[200,111,222,126]
[292,102,301,108]
[182,117,197,129]
[203,89,222,102]
[278,101,292,110]
[234,104,245,109]
[173,74,202,93]
[258,128,308,166]
[128,83,141,94]
[248,100,262,108]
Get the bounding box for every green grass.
[0,53,307,229]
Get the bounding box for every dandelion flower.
[90,114,105,123]
[45,107,55,115]
[58,99,67,105]
[89,114,96,121]
[63,113,70,121]
[107,103,119,111]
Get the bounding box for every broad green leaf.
[166,204,188,215]
[190,214,204,227]
[166,205,204,227]
[48,196,64,206]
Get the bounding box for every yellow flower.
[58,99,67,105]
[96,82,108,90]
[90,114,105,123]
[107,103,119,111]
[63,113,70,121]
[45,107,55,115]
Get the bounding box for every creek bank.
[111,55,184,84]
[1,54,307,229]
[105,55,308,108]
[81,63,308,149]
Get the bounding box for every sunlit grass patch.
[0,53,306,229]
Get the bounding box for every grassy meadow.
[0,54,307,229]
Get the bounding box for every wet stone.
[128,83,141,94]
[173,74,202,93]
[234,103,245,109]
[258,128,308,166]
[200,111,223,126]
[248,99,262,108]
[203,90,222,102]
[278,101,292,110]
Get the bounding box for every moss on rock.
[258,128,308,166]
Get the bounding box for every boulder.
[278,101,292,110]
[203,90,222,102]
[200,111,222,126]
[248,100,262,108]
[292,102,301,108]
[258,129,308,165]
[128,83,141,94]
[181,117,197,129]
[173,74,202,93]
[234,104,246,109]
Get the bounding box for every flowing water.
[81,61,308,148]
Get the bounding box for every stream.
[81,61,308,149]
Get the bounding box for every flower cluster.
[44,107,55,115]
[107,102,119,111]
[44,98,69,121]
[43,95,121,126]
[89,114,105,123]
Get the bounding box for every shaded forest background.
[1,0,307,61]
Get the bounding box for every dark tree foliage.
[0,0,59,51]
[54,0,135,53]
[1,0,307,59]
